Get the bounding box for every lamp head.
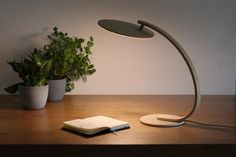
[98,19,154,39]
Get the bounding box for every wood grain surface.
[0,95,235,144]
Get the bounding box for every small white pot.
[48,78,66,101]
[19,85,49,109]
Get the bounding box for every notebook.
[63,116,130,135]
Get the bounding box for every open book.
[63,116,130,135]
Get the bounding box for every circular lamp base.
[140,114,184,127]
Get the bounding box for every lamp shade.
[98,19,154,38]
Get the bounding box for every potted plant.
[44,27,96,101]
[5,48,51,109]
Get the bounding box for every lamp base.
[140,114,184,127]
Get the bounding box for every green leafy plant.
[44,27,96,92]
[5,48,52,94]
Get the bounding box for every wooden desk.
[0,95,235,156]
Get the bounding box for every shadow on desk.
[61,127,113,138]
[0,144,236,157]
[0,95,22,109]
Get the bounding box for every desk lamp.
[98,19,201,127]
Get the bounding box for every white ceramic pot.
[48,78,66,101]
[19,84,49,109]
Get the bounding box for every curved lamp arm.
[137,20,201,122]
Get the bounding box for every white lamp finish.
[98,19,201,127]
